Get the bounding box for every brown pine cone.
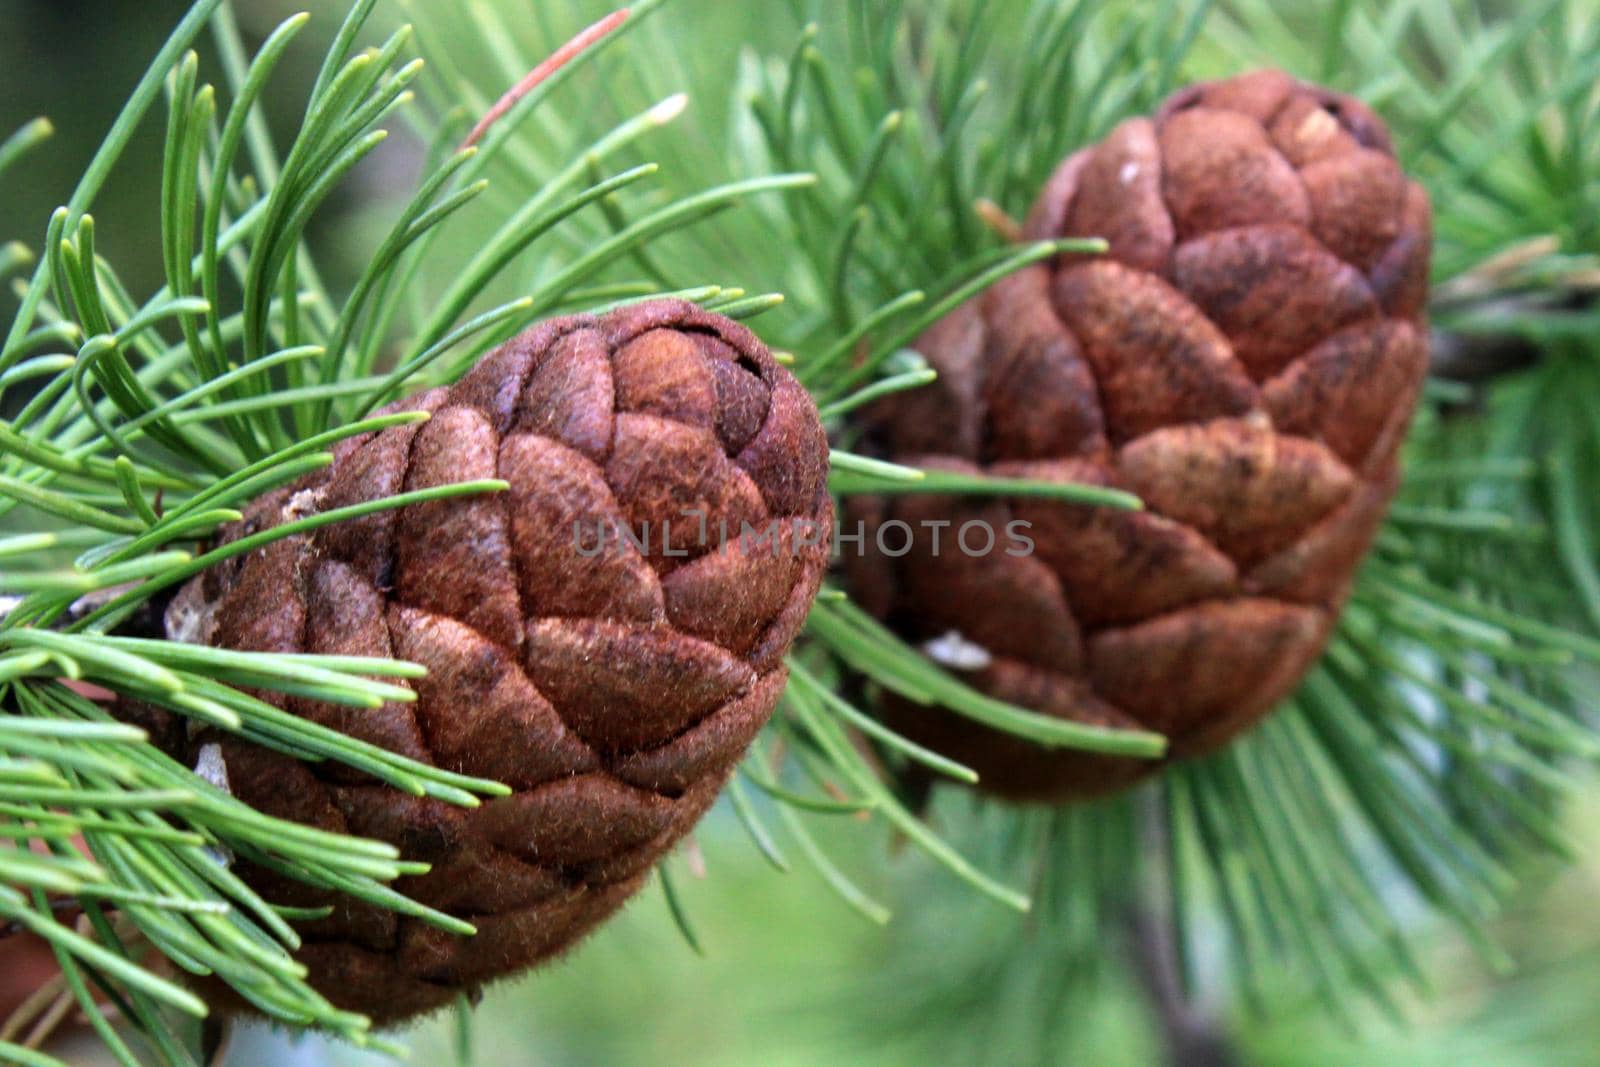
[165,300,831,1022]
[846,70,1430,802]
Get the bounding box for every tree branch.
[1133,790,1241,1067]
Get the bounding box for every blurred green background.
[0,0,379,332]
[6,2,1600,1065]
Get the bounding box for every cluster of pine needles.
[1,0,1598,1063]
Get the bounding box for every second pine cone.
[847,70,1431,801]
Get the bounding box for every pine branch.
[0,0,825,1059]
[7,1,1600,1062]
[412,0,1183,921]
[427,0,1600,1038]
[1128,907,1240,1067]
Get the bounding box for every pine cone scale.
[1262,320,1427,472]
[1051,261,1259,441]
[500,432,666,622]
[517,329,616,463]
[1171,223,1380,380]
[1161,107,1313,236]
[397,410,523,649]
[1243,470,1398,605]
[1302,149,1409,268]
[521,616,757,753]
[985,270,1108,458]
[1061,118,1172,273]
[1085,598,1328,736]
[1003,464,1240,627]
[1370,184,1432,316]
[612,667,792,793]
[1115,418,1357,563]
[389,605,598,788]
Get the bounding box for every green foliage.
[0,1,1158,1060]
[421,0,1600,1046]
[1205,0,1600,633]
[3,0,1600,1063]
[0,0,873,1059]
[400,0,1185,921]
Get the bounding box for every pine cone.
[166,300,831,1021]
[846,70,1430,801]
